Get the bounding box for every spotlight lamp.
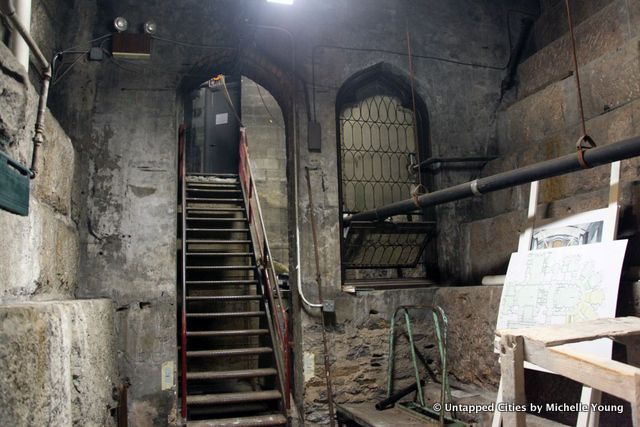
[113,16,128,32]
[143,20,157,35]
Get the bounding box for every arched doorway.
[336,63,437,287]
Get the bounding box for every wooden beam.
[500,335,526,427]
[497,317,640,347]
[523,340,640,402]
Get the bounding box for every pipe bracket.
[470,179,483,197]
[576,135,596,169]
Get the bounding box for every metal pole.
[0,0,52,178]
[305,167,337,427]
[344,135,640,224]
[7,0,31,71]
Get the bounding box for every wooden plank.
[603,161,621,241]
[518,181,539,252]
[491,379,504,427]
[576,387,601,427]
[499,335,526,427]
[497,317,640,347]
[336,403,432,427]
[523,340,640,402]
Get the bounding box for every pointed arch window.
[336,64,437,287]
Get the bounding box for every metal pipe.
[1,0,52,178]
[305,167,337,426]
[501,18,534,97]
[248,24,313,311]
[29,70,50,176]
[345,135,640,224]
[412,156,499,171]
[1,0,48,72]
[8,0,31,71]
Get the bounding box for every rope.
[565,0,596,167]
[406,25,424,190]
[212,75,244,127]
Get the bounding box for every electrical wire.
[255,81,284,129]
[50,34,114,84]
[150,35,237,51]
[214,75,244,127]
[58,33,112,55]
[52,51,88,85]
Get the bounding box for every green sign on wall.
[0,150,30,216]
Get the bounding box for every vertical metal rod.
[386,310,398,398]
[564,0,587,136]
[406,25,421,188]
[403,310,425,406]
[305,167,337,427]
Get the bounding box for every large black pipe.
[345,135,640,225]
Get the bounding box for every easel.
[492,160,621,427]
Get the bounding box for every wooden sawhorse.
[496,317,640,426]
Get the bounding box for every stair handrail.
[178,124,188,421]
[238,128,291,410]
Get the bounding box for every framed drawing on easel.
[493,161,623,427]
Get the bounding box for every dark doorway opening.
[184,75,242,175]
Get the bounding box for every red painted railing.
[238,128,291,410]
[178,125,188,421]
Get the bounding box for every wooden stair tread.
[186,280,258,285]
[187,329,269,337]
[187,368,277,381]
[187,390,282,405]
[186,347,273,357]
[186,295,261,301]
[186,311,265,318]
[186,414,287,427]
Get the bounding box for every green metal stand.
[386,305,467,427]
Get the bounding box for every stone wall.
[0,299,117,426]
[457,1,640,424]
[0,42,79,302]
[1,9,118,426]
[241,76,289,265]
[467,0,640,281]
[286,0,536,423]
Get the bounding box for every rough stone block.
[115,298,176,427]
[582,37,640,119]
[433,286,502,388]
[0,199,79,301]
[468,209,524,281]
[497,80,570,152]
[32,112,76,216]
[520,0,629,99]
[0,43,35,157]
[0,299,117,427]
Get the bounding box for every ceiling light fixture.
[113,16,128,32]
[267,0,294,4]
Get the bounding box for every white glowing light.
[267,0,294,4]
